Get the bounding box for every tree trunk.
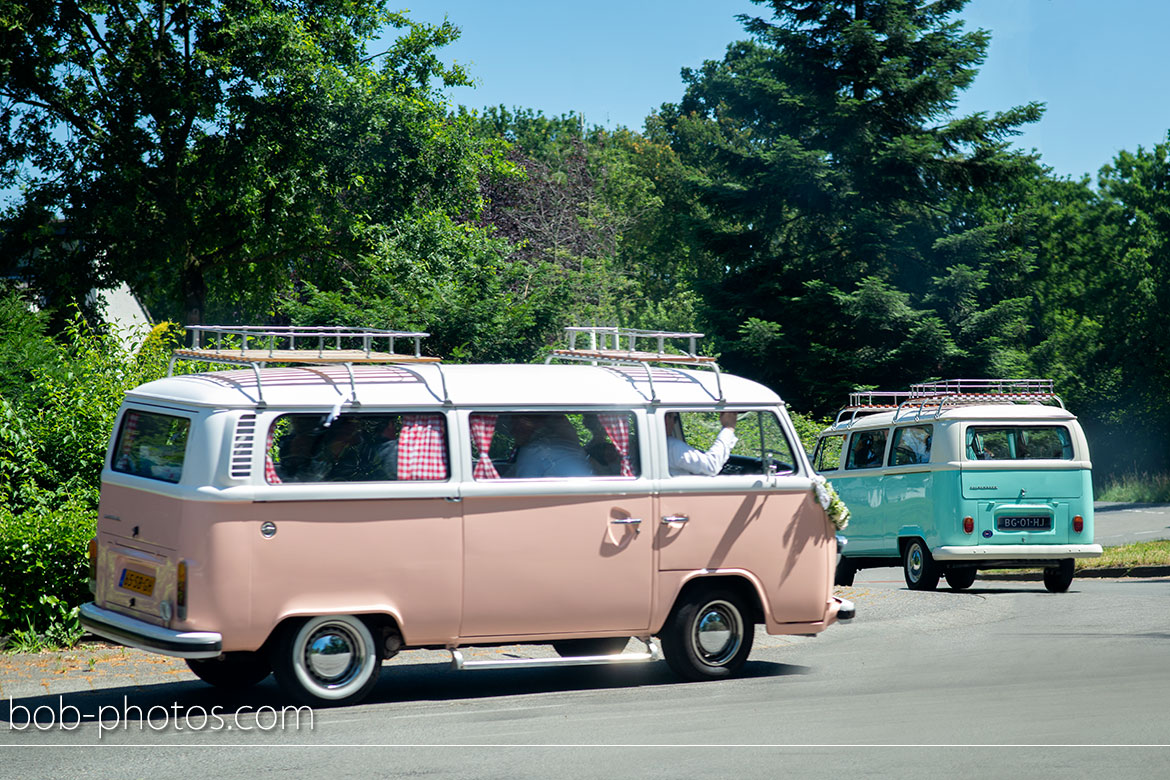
[182,259,206,326]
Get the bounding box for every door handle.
[661,515,689,525]
[610,517,642,537]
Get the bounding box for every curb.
[981,566,1170,581]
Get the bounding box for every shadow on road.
[2,658,811,724]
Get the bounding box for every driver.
[666,411,739,476]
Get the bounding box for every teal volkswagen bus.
[812,380,1101,593]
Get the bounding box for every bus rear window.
[966,426,1073,461]
[112,410,190,483]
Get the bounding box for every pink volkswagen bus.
[81,326,852,706]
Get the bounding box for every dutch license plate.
[997,515,1051,531]
[119,568,155,596]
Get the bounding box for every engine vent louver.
[230,414,258,479]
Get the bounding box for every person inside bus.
[510,414,594,478]
[667,411,739,476]
[583,414,622,475]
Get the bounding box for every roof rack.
[833,378,1063,427]
[546,326,723,401]
[168,325,446,408]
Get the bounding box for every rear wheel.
[944,566,978,590]
[186,651,271,690]
[551,637,630,657]
[271,615,381,707]
[661,587,755,681]
[902,538,940,591]
[1043,559,1076,593]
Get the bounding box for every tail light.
[87,537,98,592]
[963,516,974,534]
[176,560,188,620]
[1073,515,1084,533]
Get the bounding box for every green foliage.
[0,499,94,643]
[788,410,832,458]
[656,0,1045,411]
[0,1,488,326]
[1097,473,1170,504]
[0,295,177,643]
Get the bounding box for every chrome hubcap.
[909,546,923,580]
[304,625,362,687]
[693,601,742,666]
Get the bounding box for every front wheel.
[661,587,755,681]
[944,566,978,590]
[1043,559,1075,593]
[271,615,381,707]
[902,538,940,591]
[186,651,271,690]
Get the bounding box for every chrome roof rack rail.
[545,326,724,402]
[831,378,1063,428]
[167,325,446,408]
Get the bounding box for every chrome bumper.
[932,544,1103,562]
[832,596,855,621]
[80,603,223,659]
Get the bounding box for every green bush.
[0,501,95,644]
[0,293,178,647]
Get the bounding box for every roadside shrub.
[788,410,832,457]
[0,500,95,644]
[1097,472,1170,503]
[0,294,179,647]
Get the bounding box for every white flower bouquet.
[812,474,850,531]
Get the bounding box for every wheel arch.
[663,571,767,629]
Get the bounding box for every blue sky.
[409,0,1170,180]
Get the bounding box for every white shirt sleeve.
[668,427,739,476]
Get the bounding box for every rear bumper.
[80,602,222,659]
[832,596,855,621]
[933,544,1103,562]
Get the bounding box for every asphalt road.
[2,505,1168,778]
[1094,502,1170,545]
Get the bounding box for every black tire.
[1043,559,1075,593]
[661,587,755,681]
[271,615,381,707]
[186,651,271,690]
[902,538,940,591]
[835,557,857,586]
[551,637,630,657]
[944,566,978,591]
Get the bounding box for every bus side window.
[889,425,933,466]
[845,429,887,470]
[813,435,845,472]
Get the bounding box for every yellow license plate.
[119,568,155,596]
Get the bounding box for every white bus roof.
[823,403,1077,433]
[125,364,782,410]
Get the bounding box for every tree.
[0,0,486,325]
[656,0,1043,411]
[1028,140,1170,473]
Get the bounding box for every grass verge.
[1096,472,1170,503]
[1077,539,1170,570]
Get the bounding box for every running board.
[450,638,661,671]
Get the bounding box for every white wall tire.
[272,615,381,706]
[661,587,755,681]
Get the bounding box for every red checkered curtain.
[113,410,141,470]
[264,428,282,484]
[598,413,634,477]
[470,413,500,480]
[397,414,448,480]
